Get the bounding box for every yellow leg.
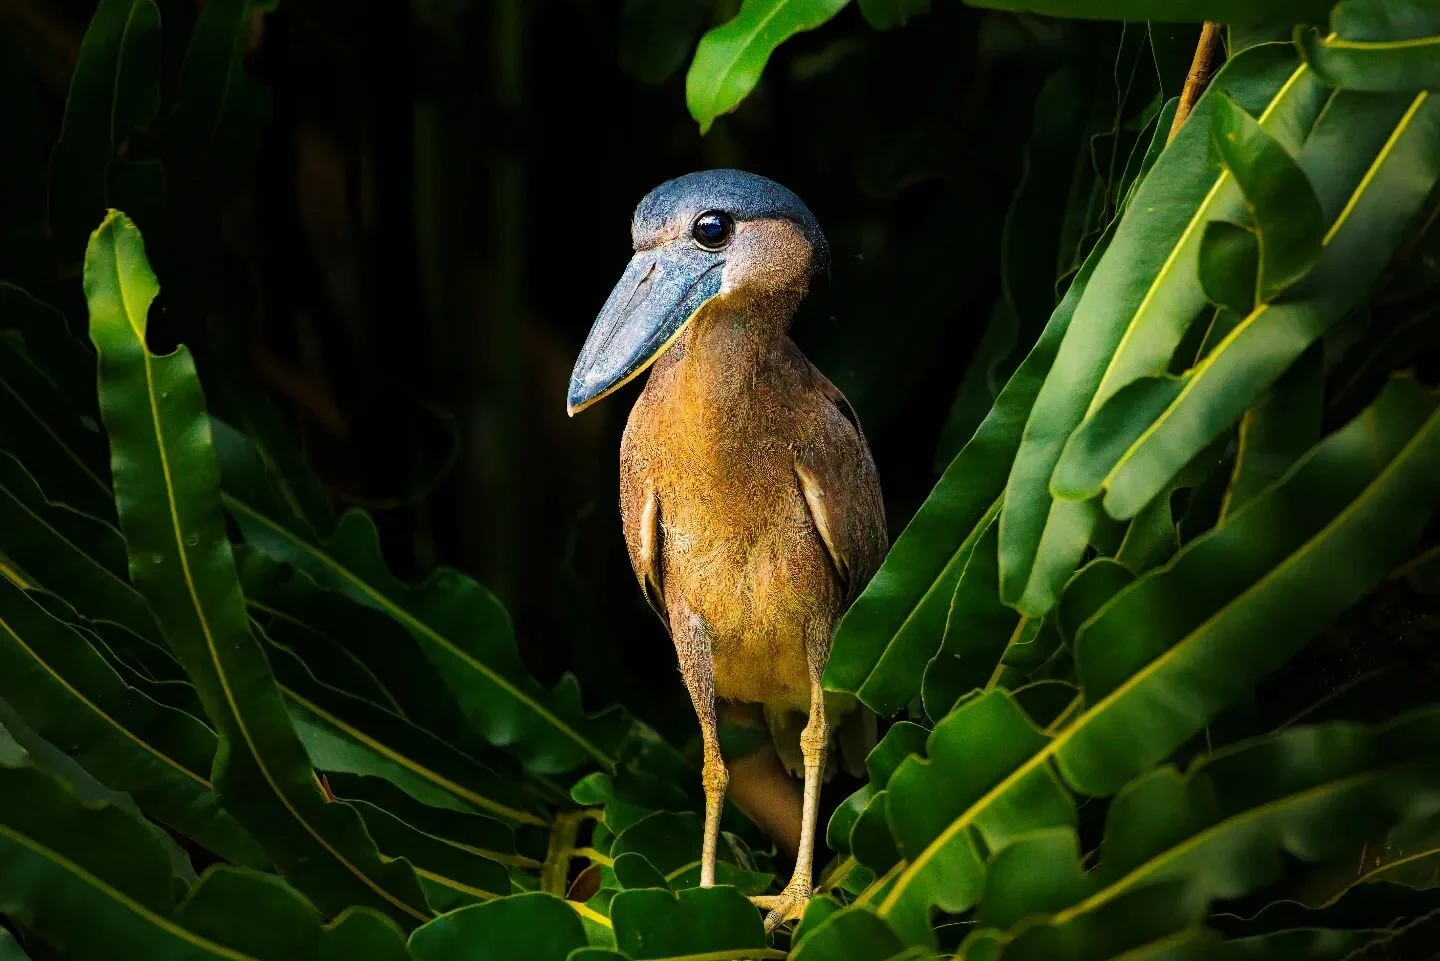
[751,672,827,932]
[675,610,726,887]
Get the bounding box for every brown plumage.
[568,170,886,930]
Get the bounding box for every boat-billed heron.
[567,169,886,930]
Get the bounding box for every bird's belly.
[662,496,839,712]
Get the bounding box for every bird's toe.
[751,884,811,933]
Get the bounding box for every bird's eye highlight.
[692,211,734,250]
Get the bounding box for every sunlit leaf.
[686,0,849,134]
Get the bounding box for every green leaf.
[973,884,1215,961]
[47,0,163,253]
[826,195,1119,715]
[0,454,158,642]
[981,707,1440,934]
[1209,92,1325,304]
[858,0,929,31]
[409,892,587,961]
[1296,1,1440,93]
[0,931,28,961]
[921,514,1019,719]
[873,373,1440,940]
[1219,343,1322,520]
[999,45,1329,615]
[789,906,905,961]
[877,690,1074,942]
[610,887,782,960]
[84,210,430,927]
[221,473,629,776]
[611,812,772,893]
[0,763,413,961]
[1056,559,1133,645]
[346,796,512,911]
[1096,91,1440,520]
[0,575,263,867]
[325,773,542,871]
[959,0,1331,21]
[276,647,548,828]
[1198,221,1259,314]
[1114,438,1228,574]
[685,0,849,134]
[0,696,199,882]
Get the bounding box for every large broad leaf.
[685,0,849,134]
[1296,1,1440,93]
[971,707,1440,948]
[223,484,629,777]
[47,0,163,253]
[1088,91,1440,521]
[408,892,588,961]
[84,211,431,927]
[608,887,783,960]
[0,763,414,961]
[0,574,264,867]
[824,202,1119,716]
[871,373,1440,943]
[960,0,1331,21]
[998,45,1329,617]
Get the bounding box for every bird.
[566,169,887,931]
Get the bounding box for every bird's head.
[566,169,828,416]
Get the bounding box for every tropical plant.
[2,0,1439,960]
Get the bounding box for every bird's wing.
[794,370,888,607]
[620,463,669,629]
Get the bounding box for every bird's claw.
[750,884,811,933]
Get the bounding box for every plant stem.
[1168,22,1223,143]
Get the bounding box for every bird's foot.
[750,882,812,933]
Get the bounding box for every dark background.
[0,0,1154,739]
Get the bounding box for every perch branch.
[1168,22,1224,143]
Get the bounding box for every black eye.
[692,211,734,250]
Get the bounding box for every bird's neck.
[646,288,801,447]
[664,289,798,397]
